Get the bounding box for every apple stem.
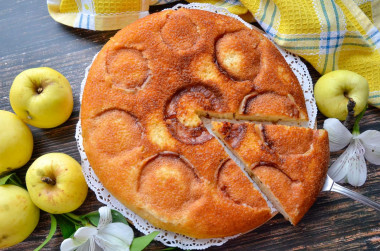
[343,98,356,131]
[37,87,43,94]
[41,177,56,185]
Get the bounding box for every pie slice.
[212,121,329,225]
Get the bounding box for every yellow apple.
[0,184,40,249]
[25,153,88,214]
[9,67,73,128]
[0,110,33,175]
[314,70,369,120]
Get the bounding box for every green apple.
[314,70,369,120]
[25,153,88,214]
[0,184,40,249]
[9,67,73,128]
[0,110,33,175]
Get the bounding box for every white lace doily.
[75,3,317,250]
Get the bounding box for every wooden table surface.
[1,1,379,250]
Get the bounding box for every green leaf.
[34,214,57,251]
[81,211,100,227]
[61,214,84,227]
[64,212,88,226]
[55,214,77,239]
[0,173,24,187]
[74,224,82,231]
[111,209,128,225]
[130,231,159,251]
[87,214,100,227]
[0,174,12,185]
[80,209,128,226]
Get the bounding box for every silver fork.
[322,175,380,211]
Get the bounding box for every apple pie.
[80,8,329,238]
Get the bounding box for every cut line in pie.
[211,121,329,225]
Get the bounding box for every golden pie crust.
[80,8,325,238]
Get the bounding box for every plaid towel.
[240,0,380,108]
[47,0,247,30]
[47,0,380,108]
[47,0,151,30]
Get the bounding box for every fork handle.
[331,182,380,211]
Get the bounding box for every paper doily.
[75,3,317,250]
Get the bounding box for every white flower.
[324,118,380,186]
[61,207,134,251]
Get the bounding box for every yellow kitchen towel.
[47,0,380,108]
[186,0,249,15]
[47,0,153,31]
[47,0,248,30]
[239,0,380,108]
